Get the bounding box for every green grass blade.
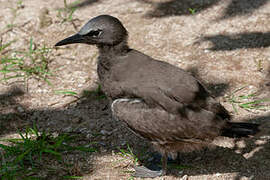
[239,93,256,99]
[63,176,83,179]
[239,98,270,109]
[1,75,24,81]
[0,143,12,151]
[54,90,78,96]
[42,149,61,157]
[29,37,33,53]
[0,40,16,52]
[14,148,31,164]
[68,8,76,21]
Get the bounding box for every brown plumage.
[55,15,259,178]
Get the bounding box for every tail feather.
[221,122,260,138]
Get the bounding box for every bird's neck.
[97,40,129,81]
[97,40,129,57]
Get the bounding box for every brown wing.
[112,98,227,143]
[107,50,229,119]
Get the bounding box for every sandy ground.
[0,0,270,179]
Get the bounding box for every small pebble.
[86,134,94,138]
[100,130,107,135]
[63,127,72,132]
[79,128,88,133]
[71,117,82,124]
[99,142,106,146]
[178,170,183,176]
[100,129,112,135]
[120,141,126,146]
[181,175,188,180]
[17,106,24,113]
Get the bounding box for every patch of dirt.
[0,0,270,179]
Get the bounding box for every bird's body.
[98,47,228,152]
[55,15,259,177]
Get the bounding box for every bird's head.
[55,15,128,47]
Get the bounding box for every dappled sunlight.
[233,135,270,159]
[0,0,269,179]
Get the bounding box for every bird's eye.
[86,29,102,37]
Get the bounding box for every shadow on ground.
[138,0,268,19]
[219,0,269,20]
[138,0,221,18]
[199,32,270,51]
[186,67,229,97]
[0,86,29,134]
[266,67,270,88]
[0,82,269,179]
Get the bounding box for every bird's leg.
[161,151,168,175]
[176,152,181,164]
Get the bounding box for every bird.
[55,15,260,178]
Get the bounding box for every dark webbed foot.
[133,166,164,178]
[133,152,168,178]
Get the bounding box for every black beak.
[55,33,85,46]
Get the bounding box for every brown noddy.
[55,15,259,178]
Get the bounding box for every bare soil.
[0,0,270,179]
